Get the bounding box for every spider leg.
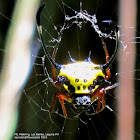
[92,83,118,113]
[100,37,111,80]
[94,88,106,112]
[51,46,59,82]
[49,47,70,116]
[96,90,106,112]
[49,92,72,117]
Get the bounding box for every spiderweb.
[0,0,140,140]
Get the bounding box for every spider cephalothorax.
[36,4,119,117]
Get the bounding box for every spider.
[36,4,119,117]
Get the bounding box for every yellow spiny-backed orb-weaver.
[36,4,119,117]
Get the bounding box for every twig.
[117,0,136,140]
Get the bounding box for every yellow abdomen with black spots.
[58,62,105,94]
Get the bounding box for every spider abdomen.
[58,61,105,94]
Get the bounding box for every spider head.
[72,94,100,114]
[73,95,92,110]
